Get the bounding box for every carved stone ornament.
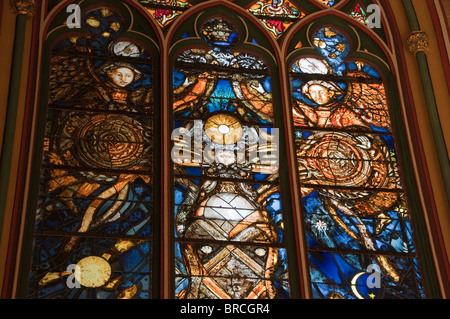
[407,31,429,55]
[10,0,36,17]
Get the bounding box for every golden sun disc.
[75,256,111,288]
[204,114,243,145]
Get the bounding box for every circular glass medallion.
[75,256,111,288]
[204,114,243,145]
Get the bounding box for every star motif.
[324,28,337,38]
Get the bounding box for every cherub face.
[308,84,333,105]
[107,67,135,87]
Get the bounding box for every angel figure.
[292,77,390,130]
[49,43,151,113]
[32,7,154,299]
[292,61,404,284]
[42,38,154,250]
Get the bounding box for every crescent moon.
[351,272,366,299]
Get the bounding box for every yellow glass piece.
[328,291,344,299]
[104,276,120,289]
[117,285,138,299]
[204,114,243,145]
[115,239,141,253]
[110,22,121,32]
[335,43,346,52]
[101,8,114,17]
[324,29,338,37]
[75,256,111,288]
[38,272,65,286]
[86,17,100,28]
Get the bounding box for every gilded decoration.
[407,31,429,55]
[10,0,36,17]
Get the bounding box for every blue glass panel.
[291,27,424,299]
[173,16,289,295]
[28,6,154,299]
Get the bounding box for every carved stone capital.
[10,0,36,17]
[407,31,429,55]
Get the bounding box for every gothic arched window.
[288,24,425,299]
[25,4,159,299]
[171,16,291,299]
[15,0,443,300]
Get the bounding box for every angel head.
[302,80,343,105]
[100,62,142,88]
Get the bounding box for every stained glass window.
[248,0,306,38]
[27,7,154,299]
[139,0,191,27]
[172,17,290,299]
[289,27,425,299]
[350,3,369,25]
[21,0,436,300]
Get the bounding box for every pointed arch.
[166,5,302,299]
[2,0,447,300]
[17,0,162,299]
[283,11,440,298]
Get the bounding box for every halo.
[204,114,243,145]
